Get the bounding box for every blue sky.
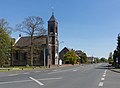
[0,0,120,58]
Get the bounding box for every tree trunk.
[30,36,33,66]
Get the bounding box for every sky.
[0,0,120,58]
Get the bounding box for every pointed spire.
[48,7,57,22]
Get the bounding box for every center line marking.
[8,74,18,76]
[73,69,77,72]
[103,72,106,75]
[48,68,80,74]
[103,74,106,77]
[29,77,44,86]
[98,82,104,86]
[101,78,105,81]
[105,70,107,73]
[22,72,30,74]
[35,71,41,73]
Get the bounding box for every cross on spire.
[51,7,54,15]
[48,7,57,22]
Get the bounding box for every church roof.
[15,36,47,47]
[49,14,57,22]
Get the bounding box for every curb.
[109,69,120,73]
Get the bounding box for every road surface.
[0,63,119,88]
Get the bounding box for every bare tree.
[16,16,46,66]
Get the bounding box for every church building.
[12,13,59,66]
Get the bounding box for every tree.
[113,50,118,67]
[16,16,46,66]
[80,53,88,63]
[0,18,12,35]
[0,28,11,67]
[64,51,79,65]
[108,52,113,64]
[95,58,100,63]
[113,34,120,67]
[0,18,12,67]
[100,57,107,62]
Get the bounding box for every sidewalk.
[0,64,80,72]
[50,64,80,68]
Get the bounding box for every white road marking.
[29,77,44,85]
[48,69,71,74]
[53,70,58,71]
[35,71,41,73]
[22,72,30,74]
[0,77,62,85]
[39,77,62,80]
[0,79,31,85]
[102,74,106,77]
[8,74,18,76]
[103,72,106,75]
[98,69,107,87]
[48,68,80,74]
[105,70,107,73]
[101,78,105,81]
[73,69,77,72]
[98,82,104,86]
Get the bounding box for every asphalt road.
[0,63,119,88]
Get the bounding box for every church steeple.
[48,11,58,65]
[48,11,57,22]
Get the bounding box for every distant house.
[75,50,84,57]
[59,47,71,64]
[75,50,84,63]
[59,48,85,64]
[12,36,47,66]
[87,57,94,63]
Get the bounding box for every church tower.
[48,12,58,65]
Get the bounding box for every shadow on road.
[95,65,114,70]
[95,64,120,73]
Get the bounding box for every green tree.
[0,18,12,35]
[94,58,100,63]
[64,51,79,65]
[113,50,118,66]
[113,34,120,67]
[80,53,88,63]
[108,52,113,64]
[0,28,11,67]
[16,16,46,66]
[100,57,108,62]
[0,18,12,67]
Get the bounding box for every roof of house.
[59,47,71,54]
[15,35,47,47]
[75,50,84,56]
